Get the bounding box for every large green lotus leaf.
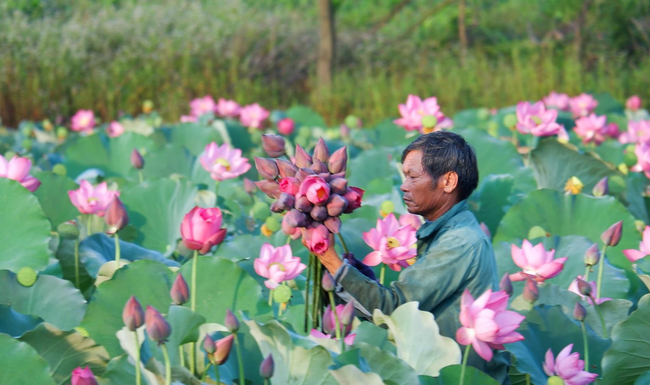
[32,171,79,228]
[0,270,86,331]
[594,140,625,166]
[55,238,95,298]
[213,234,269,286]
[121,178,197,255]
[634,371,650,385]
[286,105,327,128]
[332,344,420,384]
[244,317,338,385]
[329,364,386,385]
[98,355,137,385]
[0,178,52,272]
[601,294,650,385]
[348,148,393,187]
[223,120,255,154]
[142,144,194,180]
[455,127,524,182]
[493,189,640,269]
[372,302,461,376]
[530,138,620,191]
[373,119,412,148]
[81,260,174,356]
[506,305,610,384]
[63,133,155,179]
[20,323,110,384]
[0,304,44,338]
[0,334,56,385]
[428,364,501,385]
[170,123,222,156]
[594,92,624,115]
[352,321,397,354]
[469,174,515,237]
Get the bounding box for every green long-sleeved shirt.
[333,200,510,384]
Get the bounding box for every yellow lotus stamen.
[386,237,401,250]
[215,158,231,171]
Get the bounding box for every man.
[311,131,510,383]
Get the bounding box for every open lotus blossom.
[71,366,98,385]
[509,240,567,282]
[254,243,306,289]
[200,142,251,181]
[631,142,650,178]
[190,95,217,117]
[543,344,598,385]
[216,98,241,118]
[568,275,611,305]
[569,94,598,118]
[71,109,95,132]
[362,213,417,271]
[623,225,650,263]
[297,175,331,205]
[515,101,562,136]
[0,155,41,192]
[626,95,642,111]
[240,103,270,129]
[180,206,227,254]
[106,121,124,138]
[573,114,608,145]
[543,92,570,110]
[393,94,451,133]
[68,180,119,216]
[398,212,423,231]
[456,289,525,361]
[619,120,650,145]
[310,304,356,345]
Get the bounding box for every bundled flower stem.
[304,253,314,332]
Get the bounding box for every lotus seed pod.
[52,163,67,176]
[252,201,271,221]
[503,113,517,129]
[17,267,37,287]
[265,216,281,232]
[58,222,80,240]
[273,284,292,303]
[421,115,438,129]
[380,200,395,215]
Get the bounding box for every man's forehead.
[402,151,424,172]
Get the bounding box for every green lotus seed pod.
[477,108,490,120]
[74,326,90,337]
[624,144,638,167]
[344,115,360,129]
[57,222,80,240]
[52,164,67,176]
[56,127,68,139]
[487,121,499,137]
[421,115,438,129]
[265,216,281,233]
[380,200,395,215]
[17,267,37,287]
[252,201,271,221]
[22,139,32,151]
[503,114,517,129]
[546,376,564,385]
[250,132,262,144]
[608,175,626,195]
[273,284,292,303]
[21,125,34,137]
[286,279,298,290]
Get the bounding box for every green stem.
[74,239,80,289]
[379,264,386,286]
[178,345,184,368]
[264,379,269,385]
[190,250,198,376]
[314,262,322,328]
[337,233,349,254]
[114,233,121,266]
[328,292,342,341]
[268,289,274,307]
[581,321,590,372]
[525,373,530,385]
[596,245,608,300]
[234,333,245,384]
[138,170,144,184]
[86,215,92,237]
[593,302,608,338]
[161,344,171,385]
[304,253,313,333]
[527,135,534,165]
[134,331,141,385]
[201,362,212,382]
[214,362,220,385]
[459,344,472,385]
[285,235,292,245]
[584,265,591,281]
[215,181,220,201]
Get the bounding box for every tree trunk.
[317,0,335,93]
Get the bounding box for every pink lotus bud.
[310,159,329,174]
[170,274,190,305]
[284,209,309,228]
[294,144,313,168]
[326,194,348,217]
[322,271,335,292]
[294,195,313,213]
[255,157,279,180]
[298,175,330,205]
[573,302,586,322]
[122,296,145,331]
[499,273,513,296]
[276,159,298,178]
[576,277,592,297]
[72,367,98,385]
[324,216,341,234]
[105,196,129,235]
[340,300,355,326]
[329,178,348,195]
[203,334,216,354]
[592,177,608,197]
[343,187,364,213]
[255,180,281,198]
[261,134,286,158]
[312,138,330,163]
[328,147,348,174]
[131,149,144,169]
[310,205,329,221]
[145,305,171,343]
[601,220,623,246]
[295,167,316,182]
[278,118,295,135]
[304,224,330,254]
[225,309,240,333]
[260,354,275,379]
[584,244,600,266]
[214,334,235,365]
[276,193,295,211]
[243,178,257,194]
[270,201,284,213]
[181,207,227,254]
[627,95,642,111]
[523,279,539,303]
[279,177,301,195]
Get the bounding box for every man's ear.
[442,171,459,194]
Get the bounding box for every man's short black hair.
[401,131,479,201]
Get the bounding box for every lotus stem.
[583,265,591,281]
[313,262,322,329]
[596,245,608,300]
[234,333,245,385]
[190,250,199,376]
[525,374,530,385]
[264,380,269,385]
[74,239,80,289]
[86,214,92,237]
[114,233,121,266]
[459,344,471,385]
[134,331,142,385]
[269,289,274,307]
[161,344,171,385]
[201,363,211,382]
[379,264,386,286]
[178,345,184,368]
[337,233,349,254]
[214,363,220,385]
[285,235,292,245]
[215,181,220,201]
[304,253,313,332]
[138,170,144,184]
[581,321,590,372]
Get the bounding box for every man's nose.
[400,181,408,192]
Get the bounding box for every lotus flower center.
[215,158,231,171]
[316,187,328,200]
[421,126,435,134]
[386,237,401,250]
[532,115,542,125]
[87,197,99,203]
[268,262,286,272]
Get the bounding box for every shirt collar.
[416,200,469,240]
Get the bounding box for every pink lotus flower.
[569,94,598,118]
[543,92,570,110]
[568,275,611,305]
[619,120,650,145]
[68,180,119,216]
[303,224,330,254]
[631,142,650,178]
[216,98,241,118]
[362,213,417,272]
[106,121,124,138]
[515,101,562,136]
[200,142,251,181]
[190,96,217,117]
[626,95,642,111]
[393,94,448,133]
[604,122,620,139]
[71,366,98,385]
[543,344,598,385]
[310,329,356,345]
[297,175,330,205]
[181,115,197,123]
[574,114,608,145]
[456,289,525,361]
[239,103,270,130]
[278,118,295,135]
[623,225,650,263]
[253,243,306,289]
[70,110,95,133]
[398,213,422,231]
[509,240,567,282]
[310,304,356,345]
[0,155,41,192]
[180,206,227,254]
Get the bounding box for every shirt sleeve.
[333,233,484,318]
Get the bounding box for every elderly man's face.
[400,150,453,219]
